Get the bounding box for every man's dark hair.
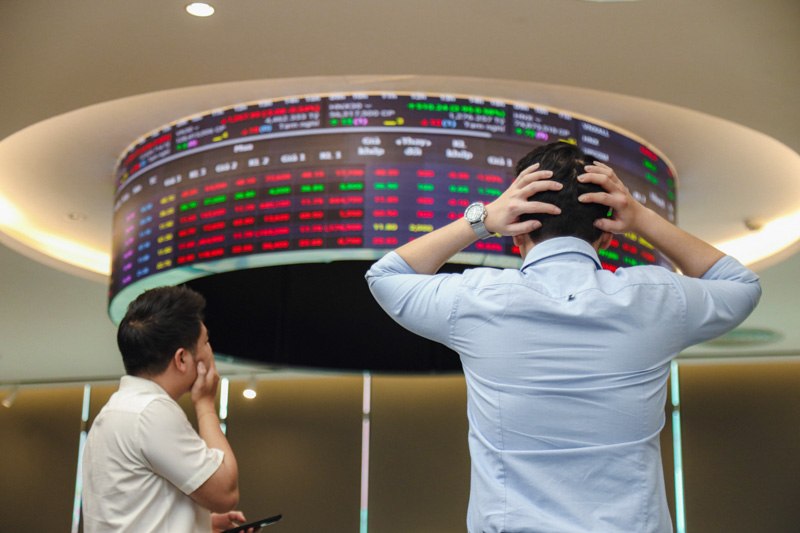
[515,142,608,244]
[117,285,206,377]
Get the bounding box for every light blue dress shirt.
[366,237,761,533]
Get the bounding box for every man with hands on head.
[366,142,761,533]
[82,285,260,533]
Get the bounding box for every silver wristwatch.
[464,202,491,239]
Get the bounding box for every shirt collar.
[120,374,170,397]
[520,236,604,271]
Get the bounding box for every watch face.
[465,203,484,222]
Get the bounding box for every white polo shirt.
[82,376,224,532]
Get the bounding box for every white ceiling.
[1,0,799,385]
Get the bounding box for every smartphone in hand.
[222,514,282,533]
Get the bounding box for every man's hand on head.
[577,162,648,235]
[484,163,562,236]
[387,163,560,275]
[578,162,726,277]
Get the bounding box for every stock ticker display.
[110,92,677,319]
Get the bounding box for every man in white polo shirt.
[82,286,256,532]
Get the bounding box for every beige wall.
[0,361,798,531]
[679,361,800,532]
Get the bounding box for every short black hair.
[117,285,206,377]
[515,142,608,244]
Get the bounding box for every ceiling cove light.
[0,193,109,275]
[714,209,800,267]
[0,194,22,226]
[186,3,215,17]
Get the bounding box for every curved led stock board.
[110,92,676,370]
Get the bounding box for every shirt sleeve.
[138,398,225,495]
[365,251,464,346]
[673,255,762,348]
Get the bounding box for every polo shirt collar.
[120,374,170,397]
[520,236,604,271]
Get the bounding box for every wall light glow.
[72,384,91,533]
[2,386,20,408]
[219,377,229,435]
[243,376,257,399]
[670,361,686,533]
[360,371,372,533]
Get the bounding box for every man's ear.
[598,231,613,250]
[513,234,525,248]
[173,348,190,373]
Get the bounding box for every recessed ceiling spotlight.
[186,3,215,17]
[66,212,87,221]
